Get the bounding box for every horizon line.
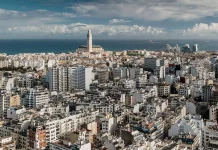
[0,39,216,41]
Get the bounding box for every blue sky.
[0,0,218,39]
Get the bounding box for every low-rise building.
[0,136,16,150]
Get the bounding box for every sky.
[0,0,218,39]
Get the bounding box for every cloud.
[0,8,77,31]
[109,19,131,24]
[183,23,218,37]
[71,0,218,21]
[61,12,76,18]
[0,8,76,21]
[3,1,218,39]
[0,9,25,20]
[36,9,48,12]
[0,8,165,39]
[6,23,165,38]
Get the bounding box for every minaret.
[87,30,92,52]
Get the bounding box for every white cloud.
[71,0,218,21]
[109,19,131,24]
[6,23,165,38]
[0,8,77,31]
[61,12,76,18]
[183,23,218,37]
[0,9,25,19]
[0,8,75,21]
[36,9,47,12]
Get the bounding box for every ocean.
[0,39,217,55]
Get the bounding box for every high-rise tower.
[87,30,92,52]
[77,29,104,53]
[192,44,198,52]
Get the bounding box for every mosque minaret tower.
[87,30,92,52]
[76,29,104,53]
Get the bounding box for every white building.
[178,85,191,98]
[48,66,93,92]
[202,120,218,149]
[186,102,197,115]
[25,86,50,108]
[48,67,59,92]
[23,59,45,70]
[129,68,143,79]
[168,114,203,137]
[92,103,120,114]
[123,79,136,89]
[0,136,16,150]
[18,75,34,88]
[0,77,15,92]
[0,60,9,68]
[209,104,218,121]
[131,130,144,142]
[149,75,158,83]
[176,70,185,77]
[58,67,69,92]
[0,94,20,118]
[190,84,202,98]
[7,107,26,120]
[165,75,175,85]
[136,74,147,88]
[158,83,170,97]
[0,94,10,118]
[154,66,165,79]
[68,66,93,91]
[103,135,125,150]
[132,87,158,103]
[191,67,207,80]
[192,44,198,52]
[47,59,57,68]
[50,141,91,150]
[100,114,117,135]
[31,110,99,143]
[39,105,70,116]
[113,67,128,79]
[145,99,168,116]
